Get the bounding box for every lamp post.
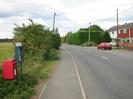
[88,22,91,43]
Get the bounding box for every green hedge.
[0,74,37,99]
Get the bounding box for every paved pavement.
[40,45,83,99]
[40,44,133,99]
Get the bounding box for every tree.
[65,32,73,44]
[102,31,111,42]
[13,19,60,59]
[88,25,104,44]
[64,25,105,45]
[53,28,61,49]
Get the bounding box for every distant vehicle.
[97,42,112,50]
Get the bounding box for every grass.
[0,42,14,73]
[0,43,14,64]
[0,73,37,99]
[0,43,58,99]
[23,56,58,79]
[0,58,58,99]
[0,42,60,99]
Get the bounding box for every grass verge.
[0,43,14,74]
[0,42,60,99]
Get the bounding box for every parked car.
[97,42,112,50]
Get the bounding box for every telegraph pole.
[53,12,56,34]
[116,9,119,48]
[88,22,91,43]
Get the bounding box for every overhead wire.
[98,6,133,22]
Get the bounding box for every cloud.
[56,19,80,36]
[61,0,98,10]
[0,0,133,38]
[98,6,133,26]
[0,0,56,18]
[119,7,133,20]
[0,22,14,39]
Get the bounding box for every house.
[108,22,133,43]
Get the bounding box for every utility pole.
[53,12,56,34]
[88,22,91,43]
[116,9,119,48]
[129,28,131,43]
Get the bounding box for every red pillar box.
[2,59,17,80]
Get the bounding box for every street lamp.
[88,22,91,43]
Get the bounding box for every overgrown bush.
[49,49,59,60]
[13,19,61,59]
[0,69,1,74]
[0,19,61,99]
[0,74,37,99]
[23,51,59,78]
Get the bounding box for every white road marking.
[102,56,109,60]
[39,82,48,99]
[69,53,87,99]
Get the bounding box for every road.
[40,44,133,99]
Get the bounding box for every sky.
[0,0,133,38]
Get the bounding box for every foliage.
[52,28,61,49]
[64,25,109,45]
[0,19,61,99]
[0,74,37,99]
[49,49,59,60]
[0,46,59,99]
[13,19,61,59]
[102,31,111,42]
[23,54,59,79]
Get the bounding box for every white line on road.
[39,82,48,99]
[69,53,87,99]
[102,56,109,60]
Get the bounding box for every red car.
[97,42,112,50]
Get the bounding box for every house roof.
[108,22,133,32]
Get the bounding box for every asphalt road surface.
[40,44,133,99]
